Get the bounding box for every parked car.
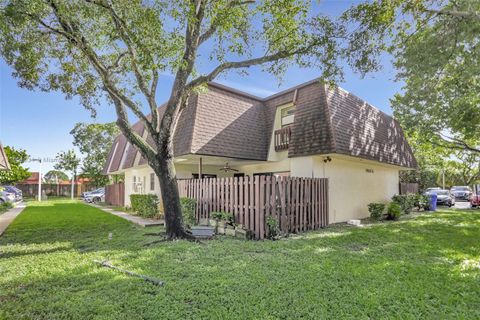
[471,193,480,208]
[450,186,472,201]
[429,189,455,207]
[1,185,22,202]
[424,187,441,195]
[0,186,16,204]
[82,188,104,199]
[83,188,105,203]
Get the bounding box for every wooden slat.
[254,175,260,239]
[176,176,329,237]
[259,175,265,240]
[239,176,244,225]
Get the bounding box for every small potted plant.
[211,211,226,234]
[234,223,248,239]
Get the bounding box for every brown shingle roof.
[325,86,416,168]
[104,79,416,174]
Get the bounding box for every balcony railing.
[274,126,292,151]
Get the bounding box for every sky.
[0,0,403,174]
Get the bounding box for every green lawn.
[1,200,479,319]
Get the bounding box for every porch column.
[198,157,203,179]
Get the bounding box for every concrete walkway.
[0,202,27,236]
[90,204,164,227]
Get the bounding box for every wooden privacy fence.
[105,183,125,207]
[399,182,419,194]
[178,176,329,240]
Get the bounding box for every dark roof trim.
[208,82,264,101]
[262,78,322,101]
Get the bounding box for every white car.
[0,188,15,204]
[83,188,105,203]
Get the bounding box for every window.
[253,172,290,177]
[132,176,138,193]
[281,105,295,127]
[192,173,217,179]
[150,173,155,191]
[253,172,273,177]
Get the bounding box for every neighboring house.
[18,172,90,185]
[103,79,416,223]
[0,143,10,170]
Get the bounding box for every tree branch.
[186,42,321,89]
[198,0,255,44]
[84,0,159,136]
[425,8,480,21]
[160,0,206,143]
[45,0,155,159]
[431,133,480,154]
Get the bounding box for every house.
[103,78,416,223]
[16,172,92,198]
[0,143,10,170]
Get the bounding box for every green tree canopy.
[43,169,69,183]
[345,0,480,153]
[0,146,30,184]
[0,0,390,238]
[70,122,119,186]
[54,150,80,177]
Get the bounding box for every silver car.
[84,188,105,203]
[0,187,16,204]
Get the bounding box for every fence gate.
[178,176,329,240]
[105,183,125,207]
[399,182,419,194]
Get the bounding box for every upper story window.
[281,105,295,127]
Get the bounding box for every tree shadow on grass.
[0,202,164,255]
[1,204,480,318]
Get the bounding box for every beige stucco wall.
[124,163,232,207]
[124,166,158,207]
[291,155,400,223]
[123,154,400,222]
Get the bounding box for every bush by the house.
[367,203,385,220]
[0,201,13,214]
[414,194,430,211]
[392,194,417,214]
[386,202,402,220]
[130,194,159,218]
[180,197,196,228]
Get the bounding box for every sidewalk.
[0,202,27,236]
[90,204,164,227]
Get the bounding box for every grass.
[1,200,479,319]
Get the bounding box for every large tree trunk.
[154,155,191,239]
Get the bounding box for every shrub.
[0,201,13,213]
[368,203,385,220]
[392,194,416,214]
[129,194,159,218]
[266,216,280,239]
[414,194,430,211]
[211,211,224,221]
[386,202,402,220]
[180,197,196,228]
[210,211,234,225]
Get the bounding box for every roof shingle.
[104,79,416,174]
